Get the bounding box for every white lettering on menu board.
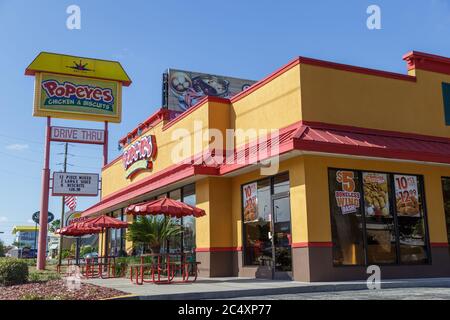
[52,172,99,196]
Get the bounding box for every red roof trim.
[118,108,175,147]
[301,121,450,144]
[403,51,450,75]
[162,96,230,131]
[298,56,416,82]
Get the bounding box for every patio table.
[129,253,200,285]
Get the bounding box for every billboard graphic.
[163,69,256,112]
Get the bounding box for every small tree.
[0,240,5,257]
[126,216,182,254]
[48,219,61,233]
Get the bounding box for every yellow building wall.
[231,64,302,146]
[195,177,233,249]
[300,64,450,138]
[102,99,230,198]
[302,154,450,244]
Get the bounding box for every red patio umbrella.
[78,215,129,229]
[56,224,102,236]
[125,197,206,218]
[76,216,128,260]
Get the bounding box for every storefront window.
[156,184,196,255]
[242,173,291,269]
[329,169,366,266]
[109,209,125,257]
[182,184,196,254]
[329,169,430,266]
[394,175,428,264]
[363,172,397,264]
[244,178,272,266]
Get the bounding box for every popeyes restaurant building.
[82,51,450,282]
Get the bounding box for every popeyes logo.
[122,135,157,179]
[335,170,360,214]
[42,80,114,105]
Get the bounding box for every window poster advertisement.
[334,170,361,215]
[243,182,258,223]
[363,172,390,217]
[394,175,421,217]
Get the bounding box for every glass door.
[271,195,292,279]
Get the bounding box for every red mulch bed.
[0,280,127,300]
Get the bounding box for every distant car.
[83,252,99,263]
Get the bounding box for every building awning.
[294,121,450,165]
[81,120,450,218]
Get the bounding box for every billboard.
[163,69,256,112]
[52,172,99,197]
[34,73,121,123]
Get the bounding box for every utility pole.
[57,142,68,265]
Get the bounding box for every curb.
[106,278,450,300]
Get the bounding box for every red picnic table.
[129,253,200,285]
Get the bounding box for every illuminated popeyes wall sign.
[26,52,131,123]
[122,135,157,179]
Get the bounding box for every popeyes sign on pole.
[26,52,131,122]
[25,52,131,270]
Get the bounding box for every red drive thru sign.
[50,126,105,144]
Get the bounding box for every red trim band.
[403,51,450,75]
[292,242,333,248]
[431,242,449,248]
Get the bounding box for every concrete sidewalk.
[83,276,450,300]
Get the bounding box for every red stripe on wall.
[291,242,333,248]
[431,242,449,248]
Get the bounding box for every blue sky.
[0,0,449,245]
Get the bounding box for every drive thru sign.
[50,126,105,144]
[52,172,99,196]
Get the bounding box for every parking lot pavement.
[225,287,450,300]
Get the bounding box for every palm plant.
[126,216,183,253]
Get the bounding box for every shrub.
[19,258,37,267]
[0,258,29,286]
[28,269,61,283]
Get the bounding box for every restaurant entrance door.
[270,195,292,280]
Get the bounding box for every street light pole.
[57,142,68,265]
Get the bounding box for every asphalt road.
[225,287,450,300]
